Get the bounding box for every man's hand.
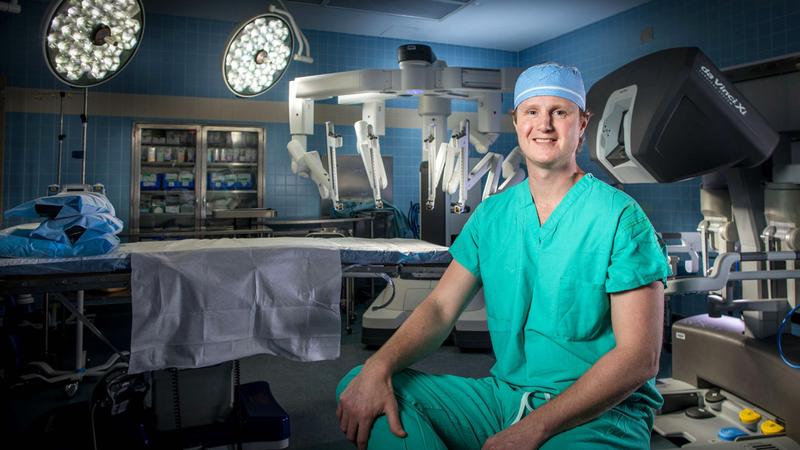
[481,418,546,450]
[335,261,479,449]
[336,365,407,450]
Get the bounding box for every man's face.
[513,95,588,171]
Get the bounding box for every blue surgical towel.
[5,192,115,220]
[0,223,120,258]
[30,212,123,245]
[1,192,122,258]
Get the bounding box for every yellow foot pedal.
[739,408,761,431]
[761,419,785,436]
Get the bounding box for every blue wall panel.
[3,0,798,232]
[1,3,519,229]
[3,113,132,226]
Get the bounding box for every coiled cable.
[777,303,800,369]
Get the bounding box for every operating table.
[0,237,450,381]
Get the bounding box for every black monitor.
[586,47,780,184]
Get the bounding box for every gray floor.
[239,314,497,450]
[6,298,676,449]
[240,315,674,450]
[4,302,495,449]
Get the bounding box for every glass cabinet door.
[201,127,264,229]
[132,124,201,235]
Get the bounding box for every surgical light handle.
[269,2,313,64]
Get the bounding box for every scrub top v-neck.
[449,173,670,412]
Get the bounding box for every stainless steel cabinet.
[131,123,265,238]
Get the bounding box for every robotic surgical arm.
[286,120,344,207]
[499,146,525,191]
[445,120,503,214]
[354,120,388,209]
[424,124,445,211]
[424,93,523,213]
[469,93,502,153]
[287,80,336,199]
[470,93,527,195]
[425,120,493,214]
[426,118,521,214]
[287,137,332,199]
[326,122,343,210]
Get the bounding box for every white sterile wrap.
[129,245,342,373]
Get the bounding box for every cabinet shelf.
[141,212,195,217]
[207,162,258,168]
[141,190,195,195]
[141,142,197,147]
[141,162,196,168]
[207,190,257,194]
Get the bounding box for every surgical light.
[42,0,145,88]
[222,3,312,98]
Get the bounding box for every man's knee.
[336,366,426,400]
[369,414,405,445]
[540,408,651,450]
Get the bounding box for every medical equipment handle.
[666,251,800,295]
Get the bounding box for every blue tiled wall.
[5,0,798,232]
[1,2,518,228]
[3,113,133,224]
[519,0,800,232]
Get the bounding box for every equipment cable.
[777,303,800,369]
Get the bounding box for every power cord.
[777,303,800,369]
[342,264,395,311]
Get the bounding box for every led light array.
[224,15,292,96]
[45,0,142,84]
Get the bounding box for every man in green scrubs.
[336,63,670,449]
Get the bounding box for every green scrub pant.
[336,365,652,449]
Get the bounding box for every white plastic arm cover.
[325,122,343,208]
[424,124,447,211]
[287,138,331,199]
[498,146,525,191]
[447,120,471,213]
[466,152,503,200]
[441,139,459,195]
[354,120,388,207]
[469,131,499,154]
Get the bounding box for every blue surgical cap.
[513,63,586,111]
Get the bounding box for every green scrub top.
[449,173,670,412]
